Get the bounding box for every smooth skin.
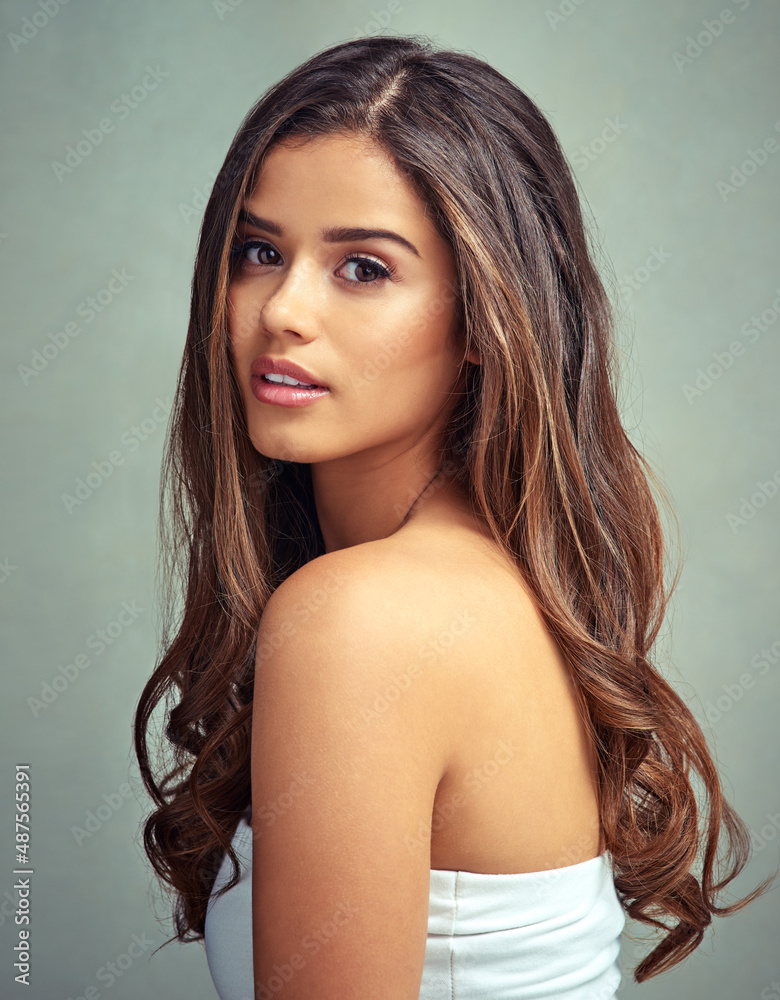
[228,133,602,999]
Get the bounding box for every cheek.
[347,306,460,413]
[364,304,458,381]
[227,287,256,352]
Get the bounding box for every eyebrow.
[236,208,421,259]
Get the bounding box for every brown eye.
[339,255,395,285]
[229,240,280,267]
[248,243,279,266]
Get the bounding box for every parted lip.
[249,356,329,388]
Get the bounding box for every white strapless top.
[203,804,626,999]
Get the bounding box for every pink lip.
[249,355,331,408]
[250,379,330,408]
[250,355,328,388]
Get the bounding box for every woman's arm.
[250,549,453,999]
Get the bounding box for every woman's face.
[227,132,477,469]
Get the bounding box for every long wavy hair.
[133,34,776,983]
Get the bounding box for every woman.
[133,34,775,999]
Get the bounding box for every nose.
[256,255,322,344]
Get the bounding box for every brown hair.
[132,34,776,982]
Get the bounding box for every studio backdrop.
[1,2,778,998]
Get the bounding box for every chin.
[247,432,325,466]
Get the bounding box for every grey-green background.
[1,0,778,997]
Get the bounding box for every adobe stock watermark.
[352,0,412,37]
[7,0,71,54]
[27,600,145,717]
[672,0,752,73]
[390,461,458,523]
[250,772,317,837]
[682,286,780,403]
[213,0,246,19]
[618,246,672,301]
[349,325,412,389]
[0,887,25,930]
[717,118,780,202]
[71,781,135,846]
[61,397,171,513]
[350,276,461,389]
[726,469,780,533]
[359,609,476,724]
[527,818,604,897]
[178,159,246,224]
[227,256,322,347]
[51,65,169,182]
[388,435,473,526]
[404,738,523,854]
[253,899,359,1000]
[703,638,780,724]
[748,808,780,855]
[255,565,351,663]
[0,557,19,585]
[546,0,587,30]
[17,267,135,385]
[66,930,158,998]
[760,980,780,1000]
[179,167,219,224]
[571,117,628,172]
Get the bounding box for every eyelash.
[229,239,397,287]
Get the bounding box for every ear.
[452,319,480,366]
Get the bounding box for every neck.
[309,449,471,553]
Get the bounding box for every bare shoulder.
[253,528,514,776]
[258,521,549,695]
[252,522,597,885]
[260,524,531,654]
[253,535,480,755]
[258,540,436,653]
